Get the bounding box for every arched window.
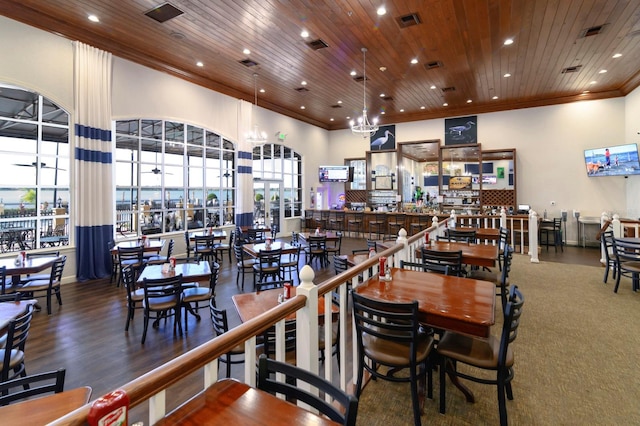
[0,85,70,252]
[252,143,302,218]
[114,119,236,238]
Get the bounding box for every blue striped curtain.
[73,42,114,281]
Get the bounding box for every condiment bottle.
[88,389,129,426]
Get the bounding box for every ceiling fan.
[142,144,171,175]
[13,161,66,171]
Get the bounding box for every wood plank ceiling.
[2,0,640,130]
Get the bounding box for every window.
[0,85,70,252]
[114,119,235,238]
[252,144,302,217]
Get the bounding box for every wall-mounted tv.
[584,143,640,177]
[319,165,353,182]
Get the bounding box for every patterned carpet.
[356,254,640,425]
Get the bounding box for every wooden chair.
[420,247,464,277]
[116,246,144,287]
[122,265,144,332]
[0,304,34,383]
[20,256,66,315]
[182,261,220,331]
[141,274,184,344]
[600,230,616,283]
[209,301,246,378]
[257,354,358,426]
[437,285,525,426]
[252,248,283,288]
[146,239,175,265]
[233,242,256,291]
[0,369,79,405]
[352,291,434,426]
[612,238,640,293]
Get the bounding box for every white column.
[529,210,539,263]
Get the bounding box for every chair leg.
[46,290,52,315]
[142,313,149,344]
[497,372,508,426]
[614,270,622,293]
[439,356,447,414]
[410,366,422,426]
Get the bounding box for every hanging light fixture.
[246,73,268,145]
[350,47,379,137]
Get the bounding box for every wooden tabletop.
[242,241,297,258]
[298,231,340,242]
[344,253,369,267]
[190,230,227,240]
[0,386,92,424]
[233,287,337,323]
[137,262,212,285]
[0,256,58,277]
[354,268,495,338]
[418,241,499,268]
[0,300,36,333]
[112,239,164,254]
[239,226,271,233]
[156,378,340,425]
[458,226,501,241]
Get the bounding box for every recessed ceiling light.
[337,100,343,104]
[330,118,334,121]
[599,69,607,74]
[590,80,597,85]
[400,109,405,112]
[379,66,387,72]
[492,95,499,100]
[350,70,356,76]
[243,48,250,55]
[379,93,385,97]
[430,85,436,90]
[259,88,265,93]
[420,106,426,110]
[443,103,448,107]
[346,116,351,120]
[504,38,514,45]
[466,99,473,103]
[301,81,307,86]
[88,14,99,23]
[581,91,590,95]
[613,53,622,58]
[411,58,418,64]
[503,73,511,78]
[301,30,309,38]
[300,106,305,109]
[377,6,387,16]
[196,61,203,67]
[381,111,385,115]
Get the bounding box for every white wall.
[329,97,639,243]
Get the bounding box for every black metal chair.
[213,231,234,264]
[0,369,69,404]
[0,304,34,383]
[369,213,387,239]
[329,211,345,232]
[19,256,66,315]
[539,217,563,252]
[193,235,217,263]
[600,230,617,283]
[253,248,283,288]
[437,285,525,426]
[116,246,144,287]
[146,238,175,265]
[420,247,465,277]
[209,301,246,378]
[280,245,301,282]
[122,265,144,332]
[325,231,343,260]
[0,266,17,296]
[305,235,328,268]
[346,212,364,238]
[182,261,220,331]
[141,274,184,344]
[233,241,256,291]
[469,245,514,309]
[352,291,434,426]
[612,238,640,292]
[444,228,477,243]
[22,250,60,283]
[400,259,450,275]
[257,354,359,426]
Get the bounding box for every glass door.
[253,180,283,233]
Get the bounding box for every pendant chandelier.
[350,47,379,137]
[246,73,268,145]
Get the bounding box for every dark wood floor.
[20,237,601,420]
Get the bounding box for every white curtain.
[73,41,113,280]
[236,99,254,226]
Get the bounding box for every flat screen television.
[319,165,353,182]
[584,143,640,176]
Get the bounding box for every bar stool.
[369,213,387,239]
[329,211,345,232]
[387,213,406,237]
[346,212,364,238]
[409,215,429,236]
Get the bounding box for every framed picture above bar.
[445,115,477,145]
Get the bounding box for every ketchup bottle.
[88,389,129,426]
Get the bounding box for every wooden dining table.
[298,231,340,242]
[190,229,228,241]
[137,261,212,286]
[354,268,496,338]
[242,241,298,258]
[233,287,338,323]
[112,239,164,255]
[458,226,501,241]
[0,255,59,287]
[155,378,340,425]
[0,299,37,333]
[0,386,92,424]
[418,240,499,268]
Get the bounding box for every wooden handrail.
[49,295,307,426]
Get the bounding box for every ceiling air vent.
[396,13,421,28]
[239,59,259,67]
[561,65,582,74]
[578,24,607,38]
[307,39,329,50]
[145,3,184,23]
[382,96,394,101]
[425,61,443,70]
[441,86,456,93]
[294,87,309,93]
[331,104,343,108]
[353,76,368,83]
